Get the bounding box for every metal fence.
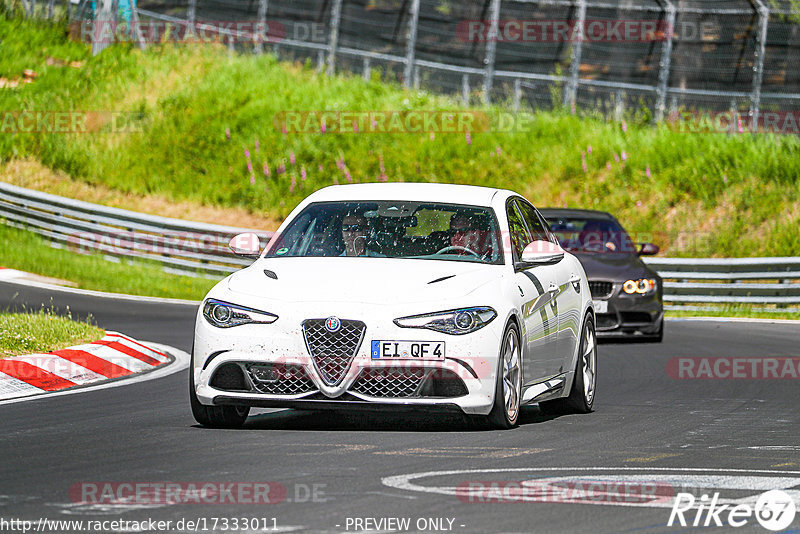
[15,0,800,123]
[0,182,271,278]
[2,183,799,311]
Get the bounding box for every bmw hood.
[572,252,658,281]
[225,257,505,305]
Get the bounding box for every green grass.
[1,12,800,262]
[0,306,105,357]
[0,224,216,300]
[666,306,800,321]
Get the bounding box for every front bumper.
[592,284,663,337]
[192,301,502,416]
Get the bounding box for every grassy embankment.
[0,306,105,358]
[0,11,798,313]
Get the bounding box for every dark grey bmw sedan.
[539,208,663,342]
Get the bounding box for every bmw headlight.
[622,278,657,295]
[394,307,497,335]
[202,298,278,328]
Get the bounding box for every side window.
[506,200,532,261]
[516,200,550,243]
[535,209,559,245]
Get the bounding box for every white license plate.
[593,300,608,313]
[371,340,445,360]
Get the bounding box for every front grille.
[350,367,426,398]
[589,281,614,299]
[303,319,366,386]
[246,363,316,395]
[620,311,653,324]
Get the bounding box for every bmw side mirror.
[637,242,659,256]
[520,240,565,266]
[229,233,262,259]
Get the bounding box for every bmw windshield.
[547,216,637,254]
[265,201,503,264]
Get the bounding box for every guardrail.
[2,183,798,312]
[0,182,272,277]
[643,257,800,311]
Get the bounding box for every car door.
[507,198,561,384]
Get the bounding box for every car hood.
[572,252,657,281]
[225,257,505,305]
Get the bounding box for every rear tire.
[487,323,522,429]
[189,360,249,429]
[539,314,596,415]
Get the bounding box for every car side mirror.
[637,242,659,256]
[229,233,262,258]
[520,240,565,266]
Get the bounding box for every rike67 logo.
[668,490,796,531]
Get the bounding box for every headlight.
[394,307,497,335]
[622,278,657,295]
[202,299,278,328]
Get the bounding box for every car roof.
[302,183,508,207]
[537,208,616,220]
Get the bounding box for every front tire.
[540,314,596,415]
[189,363,249,429]
[488,323,522,429]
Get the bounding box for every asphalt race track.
[1,280,799,534]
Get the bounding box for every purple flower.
[646,166,651,178]
[723,175,728,183]
[263,162,270,176]
[254,138,260,152]
[465,132,472,145]
[353,121,359,133]
[289,152,295,165]
[277,163,285,175]
[430,132,435,141]
[318,164,323,172]
[244,148,250,160]
[496,146,501,156]
[281,125,287,136]
[582,162,588,173]
[301,166,307,181]
[606,162,612,170]
[336,157,345,171]
[289,175,296,193]
[587,145,592,154]
[614,153,620,163]
[379,155,386,175]
[320,120,326,134]
[636,200,642,207]
[344,169,353,183]
[249,172,255,185]
[621,151,627,161]
[225,127,231,140]
[247,160,253,173]
[622,121,628,133]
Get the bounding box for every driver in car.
[449,213,493,258]
[341,213,385,257]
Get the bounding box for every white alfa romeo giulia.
[190,183,596,429]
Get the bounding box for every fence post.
[47,0,54,19]
[20,0,31,17]
[403,0,421,88]
[129,3,147,50]
[255,0,268,54]
[564,0,587,109]
[92,0,113,55]
[482,0,501,104]
[462,74,470,105]
[326,0,344,74]
[750,0,769,131]
[187,0,196,26]
[655,0,676,123]
[513,78,521,112]
[363,57,371,80]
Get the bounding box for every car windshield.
[265,201,503,264]
[545,216,636,254]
